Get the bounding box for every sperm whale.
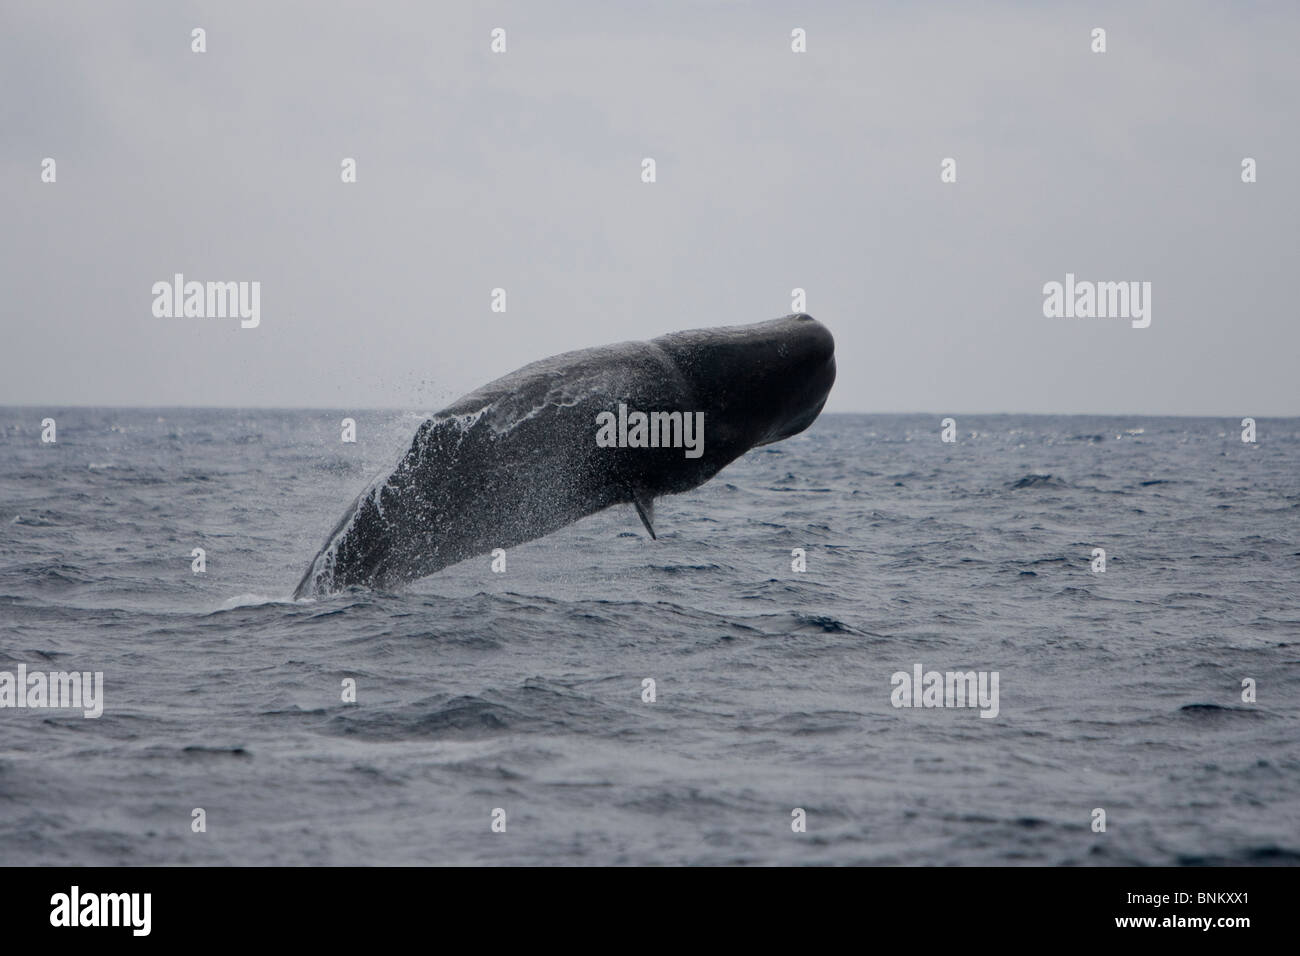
[294,313,835,596]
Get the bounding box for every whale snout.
[785,313,836,402]
[807,317,834,359]
[790,313,835,379]
[746,314,836,446]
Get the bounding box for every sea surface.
[1,409,1297,866]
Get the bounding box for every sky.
[1,0,1296,415]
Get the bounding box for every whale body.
[293,314,835,597]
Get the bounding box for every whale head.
[653,313,836,454]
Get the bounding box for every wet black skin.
[294,314,835,597]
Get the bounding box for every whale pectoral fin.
[632,492,657,539]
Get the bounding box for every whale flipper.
[633,491,657,539]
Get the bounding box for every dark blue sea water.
[1,409,1297,865]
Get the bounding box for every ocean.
[1,409,1297,865]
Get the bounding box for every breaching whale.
[293,313,835,597]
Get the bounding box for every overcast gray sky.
[1,0,1296,415]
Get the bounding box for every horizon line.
[0,404,1293,420]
